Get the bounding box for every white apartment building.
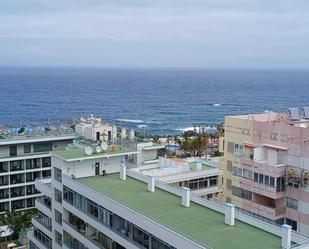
[0,127,74,213]
[29,138,309,249]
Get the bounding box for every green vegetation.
[177,134,210,157]
[0,209,37,240]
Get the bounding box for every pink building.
[221,108,309,235]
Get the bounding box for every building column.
[224,203,235,226]
[120,162,126,181]
[181,187,190,207]
[281,224,291,249]
[148,176,155,192]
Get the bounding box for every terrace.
[51,145,138,162]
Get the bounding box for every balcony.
[35,197,52,217]
[251,202,286,220]
[35,178,51,197]
[239,157,286,176]
[63,221,102,249]
[28,228,52,249]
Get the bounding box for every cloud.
[0,0,308,68]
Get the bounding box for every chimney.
[281,224,291,249]
[224,203,235,226]
[120,162,126,181]
[181,187,190,207]
[148,176,155,192]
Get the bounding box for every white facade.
[0,134,74,213]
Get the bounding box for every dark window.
[10,145,17,156]
[254,172,259,182]
[265,175,270,185]
[24,144,31,154]
[34,142,52,153]
[270,177,275,187]
[286,218,297,231]
[259,174,264,184]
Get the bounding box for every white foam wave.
[213,103,221,106]
[137,124,148,128]
[176,126,217,132]
[116,118,144,123]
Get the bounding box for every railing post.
[148,176,155,192]
[181,187,190,207]
[120,162,126,181]
[225,203,235,226]
[281,224,291,249]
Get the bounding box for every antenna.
[85,146,93,156]
[101,142,108,151]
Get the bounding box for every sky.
[0,0,309,68]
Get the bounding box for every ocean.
[0,67,309,135]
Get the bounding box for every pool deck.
[78,173,282,249]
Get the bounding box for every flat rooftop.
[0,131,75,145]
[52,145,137,161]
[78,174,281,249]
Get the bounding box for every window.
[286,218,297,231]
[55,230,62,246]
[270,176,275,187]
[265,175,270,185]
[232,186,252,200]
[10,145,17,156]
[254,172,259,182]
[276,177,286,192]
[259,174,264,184]
[54,188,62,203]
[34,142,52,153]
[54,168,62,182]
[286,197,298,210]
[55,209,62,224]
[234,144,244,154]
[0,162,8,173]
[10,160,24,171]
[227,142,235,153]
[24,144,31,154]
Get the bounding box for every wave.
[116,118,144,123]
[176,126,217,132]
[137,124,148,128]
[213,103,221,106]
[264,110,273,113]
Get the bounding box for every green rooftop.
[52,145,136,161]
[78,174,282,249]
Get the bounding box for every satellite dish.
[95,146,102,153]
[85,146,93,156]
[101,142,108,151]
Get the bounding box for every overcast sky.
[0,0,308,68]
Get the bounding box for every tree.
[0,209,36,240]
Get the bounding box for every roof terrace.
[78,173,284,249]
[52,145,137,162]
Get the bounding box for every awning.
[262,144,288,151]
